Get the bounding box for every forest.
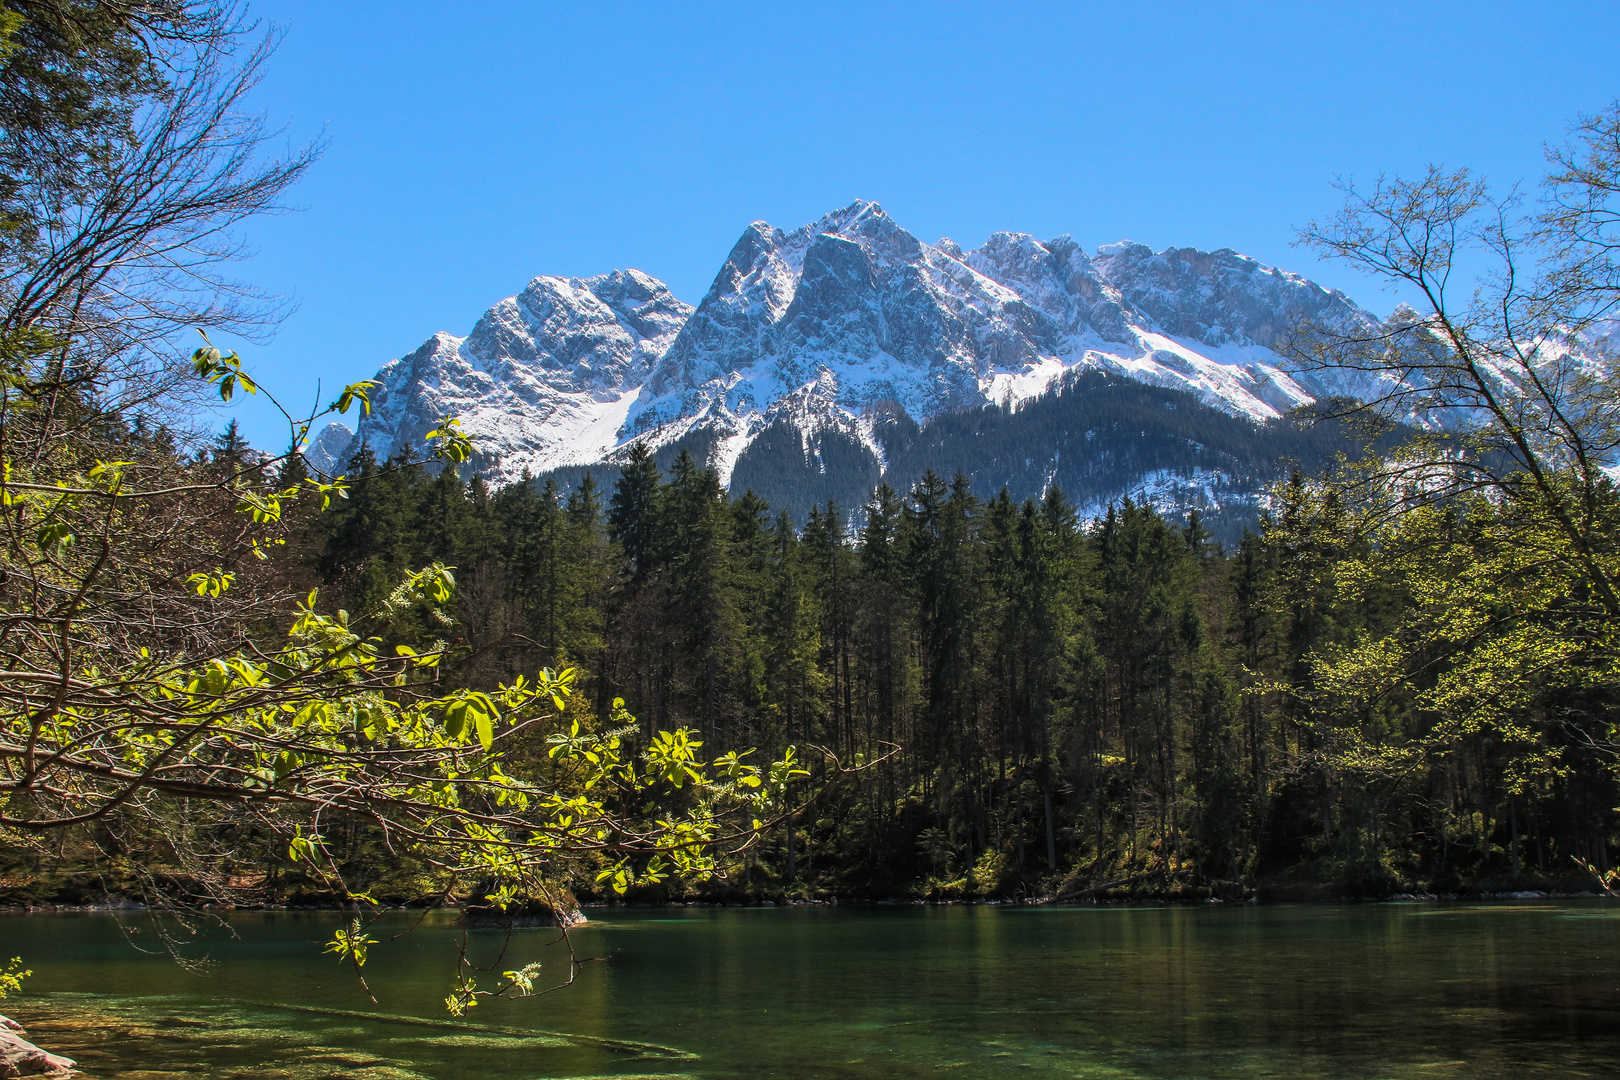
[252,411,1617,903]
[3,0,1620,938]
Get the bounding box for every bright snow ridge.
[327,201,1388,486]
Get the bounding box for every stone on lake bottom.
[0,1023,76,1077]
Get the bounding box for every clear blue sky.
[224,0,1619,449]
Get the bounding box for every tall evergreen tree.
[608,443,662,583]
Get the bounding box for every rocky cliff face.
[340,269,690,472]
[325,201,1386,521]
[304,420,352,475]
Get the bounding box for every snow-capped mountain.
[339,269,690,471]
[322,201,1390,524]
[304,420,353,475]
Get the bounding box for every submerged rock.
[0,1018,75,1077]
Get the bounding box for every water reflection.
[1,901,1616,1079]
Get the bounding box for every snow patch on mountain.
[340,201,1391,487]
[346,269,690,475]
[1074,467,1241,523]
[305,421,353,475]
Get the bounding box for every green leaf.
[36,521,73,554]
[444,700,468,741]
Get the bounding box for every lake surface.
[1,900,1618,1079]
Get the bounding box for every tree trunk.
[1044,790,1057,871]
[786,814,796,882]
[1510,798,1520,881]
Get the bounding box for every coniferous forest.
[3,0,1619,927]
[274,426,1616,903]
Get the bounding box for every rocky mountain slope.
[324,269,690,471]
[312,201,1391,527]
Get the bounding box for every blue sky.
[224,0,1619,449]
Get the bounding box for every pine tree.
[314,447,423,618]
[802,501,859,751]
[278,437,310,487]
[727,489,776,739]
[607,448,673,736]
[211,418,250,475]
[561,472,612,694]
[856,483,910,802]
[663,451,733,746]
[608,443,662,583]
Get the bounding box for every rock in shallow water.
[0,1019,75,1077]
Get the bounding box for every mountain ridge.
[311,201,1392,525]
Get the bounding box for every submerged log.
[1038,871,1163,905]
[0,1017,75,1077]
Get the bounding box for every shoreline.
[0,887,1606,915]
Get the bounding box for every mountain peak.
[815,198,885,228]
[342,203,1385,498]
[1095,240,1151,258]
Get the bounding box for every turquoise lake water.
[2,900,1618,1078]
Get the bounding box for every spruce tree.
[608,443,662,583]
